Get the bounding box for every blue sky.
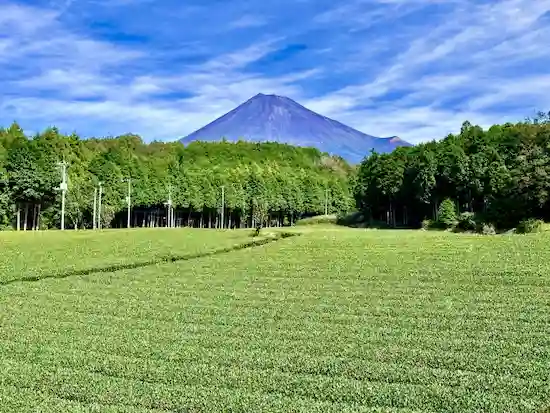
[1,0,549,144]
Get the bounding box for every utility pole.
[325,187,329,216]
[97,182,103,230]
[57,161,68,230]
[166,186,173,228]
[221,185,225,229]
[122,178,131,228]
[93,187,97,230]
[242,199,246,229]
[127,178,131,228]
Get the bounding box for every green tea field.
[0,228,549,412]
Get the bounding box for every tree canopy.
[0,125,354,230]
[5,110,549,231]
[354,111,550,229]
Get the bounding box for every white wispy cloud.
[305,0,550,142]
[229,15,268,29]
[0,1,314,139]
[1,0,549,145]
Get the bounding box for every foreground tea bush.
[0,229,549,412]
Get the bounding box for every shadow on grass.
[0,231,299,286]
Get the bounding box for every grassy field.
[0,228,258,284]
[0,228,549,412]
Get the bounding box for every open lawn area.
[0,229,257,284]
[0,228,548,412]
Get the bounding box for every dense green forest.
[354,112,550,229]
[0,123,354,230]
[4,111,549,231]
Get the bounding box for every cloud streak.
[305,0,550,141]
[1,0,550,144]
[229,15,268,29]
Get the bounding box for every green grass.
[0,228,255,283]
[0,228,549,412]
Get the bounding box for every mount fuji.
[180,93,411,163]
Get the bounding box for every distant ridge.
[181,93,411,163]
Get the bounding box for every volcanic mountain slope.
[180,93,411,163]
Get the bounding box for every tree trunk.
[37,204,41,230]
[16,205,21,231]
[32,204,36,230]
[23,203,29,231]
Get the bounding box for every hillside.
[181,93,411,163]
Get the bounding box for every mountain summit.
[180,93,411,163]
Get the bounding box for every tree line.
[5,110,547,232]
[0,124,354,230]
[354,111,550,229]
